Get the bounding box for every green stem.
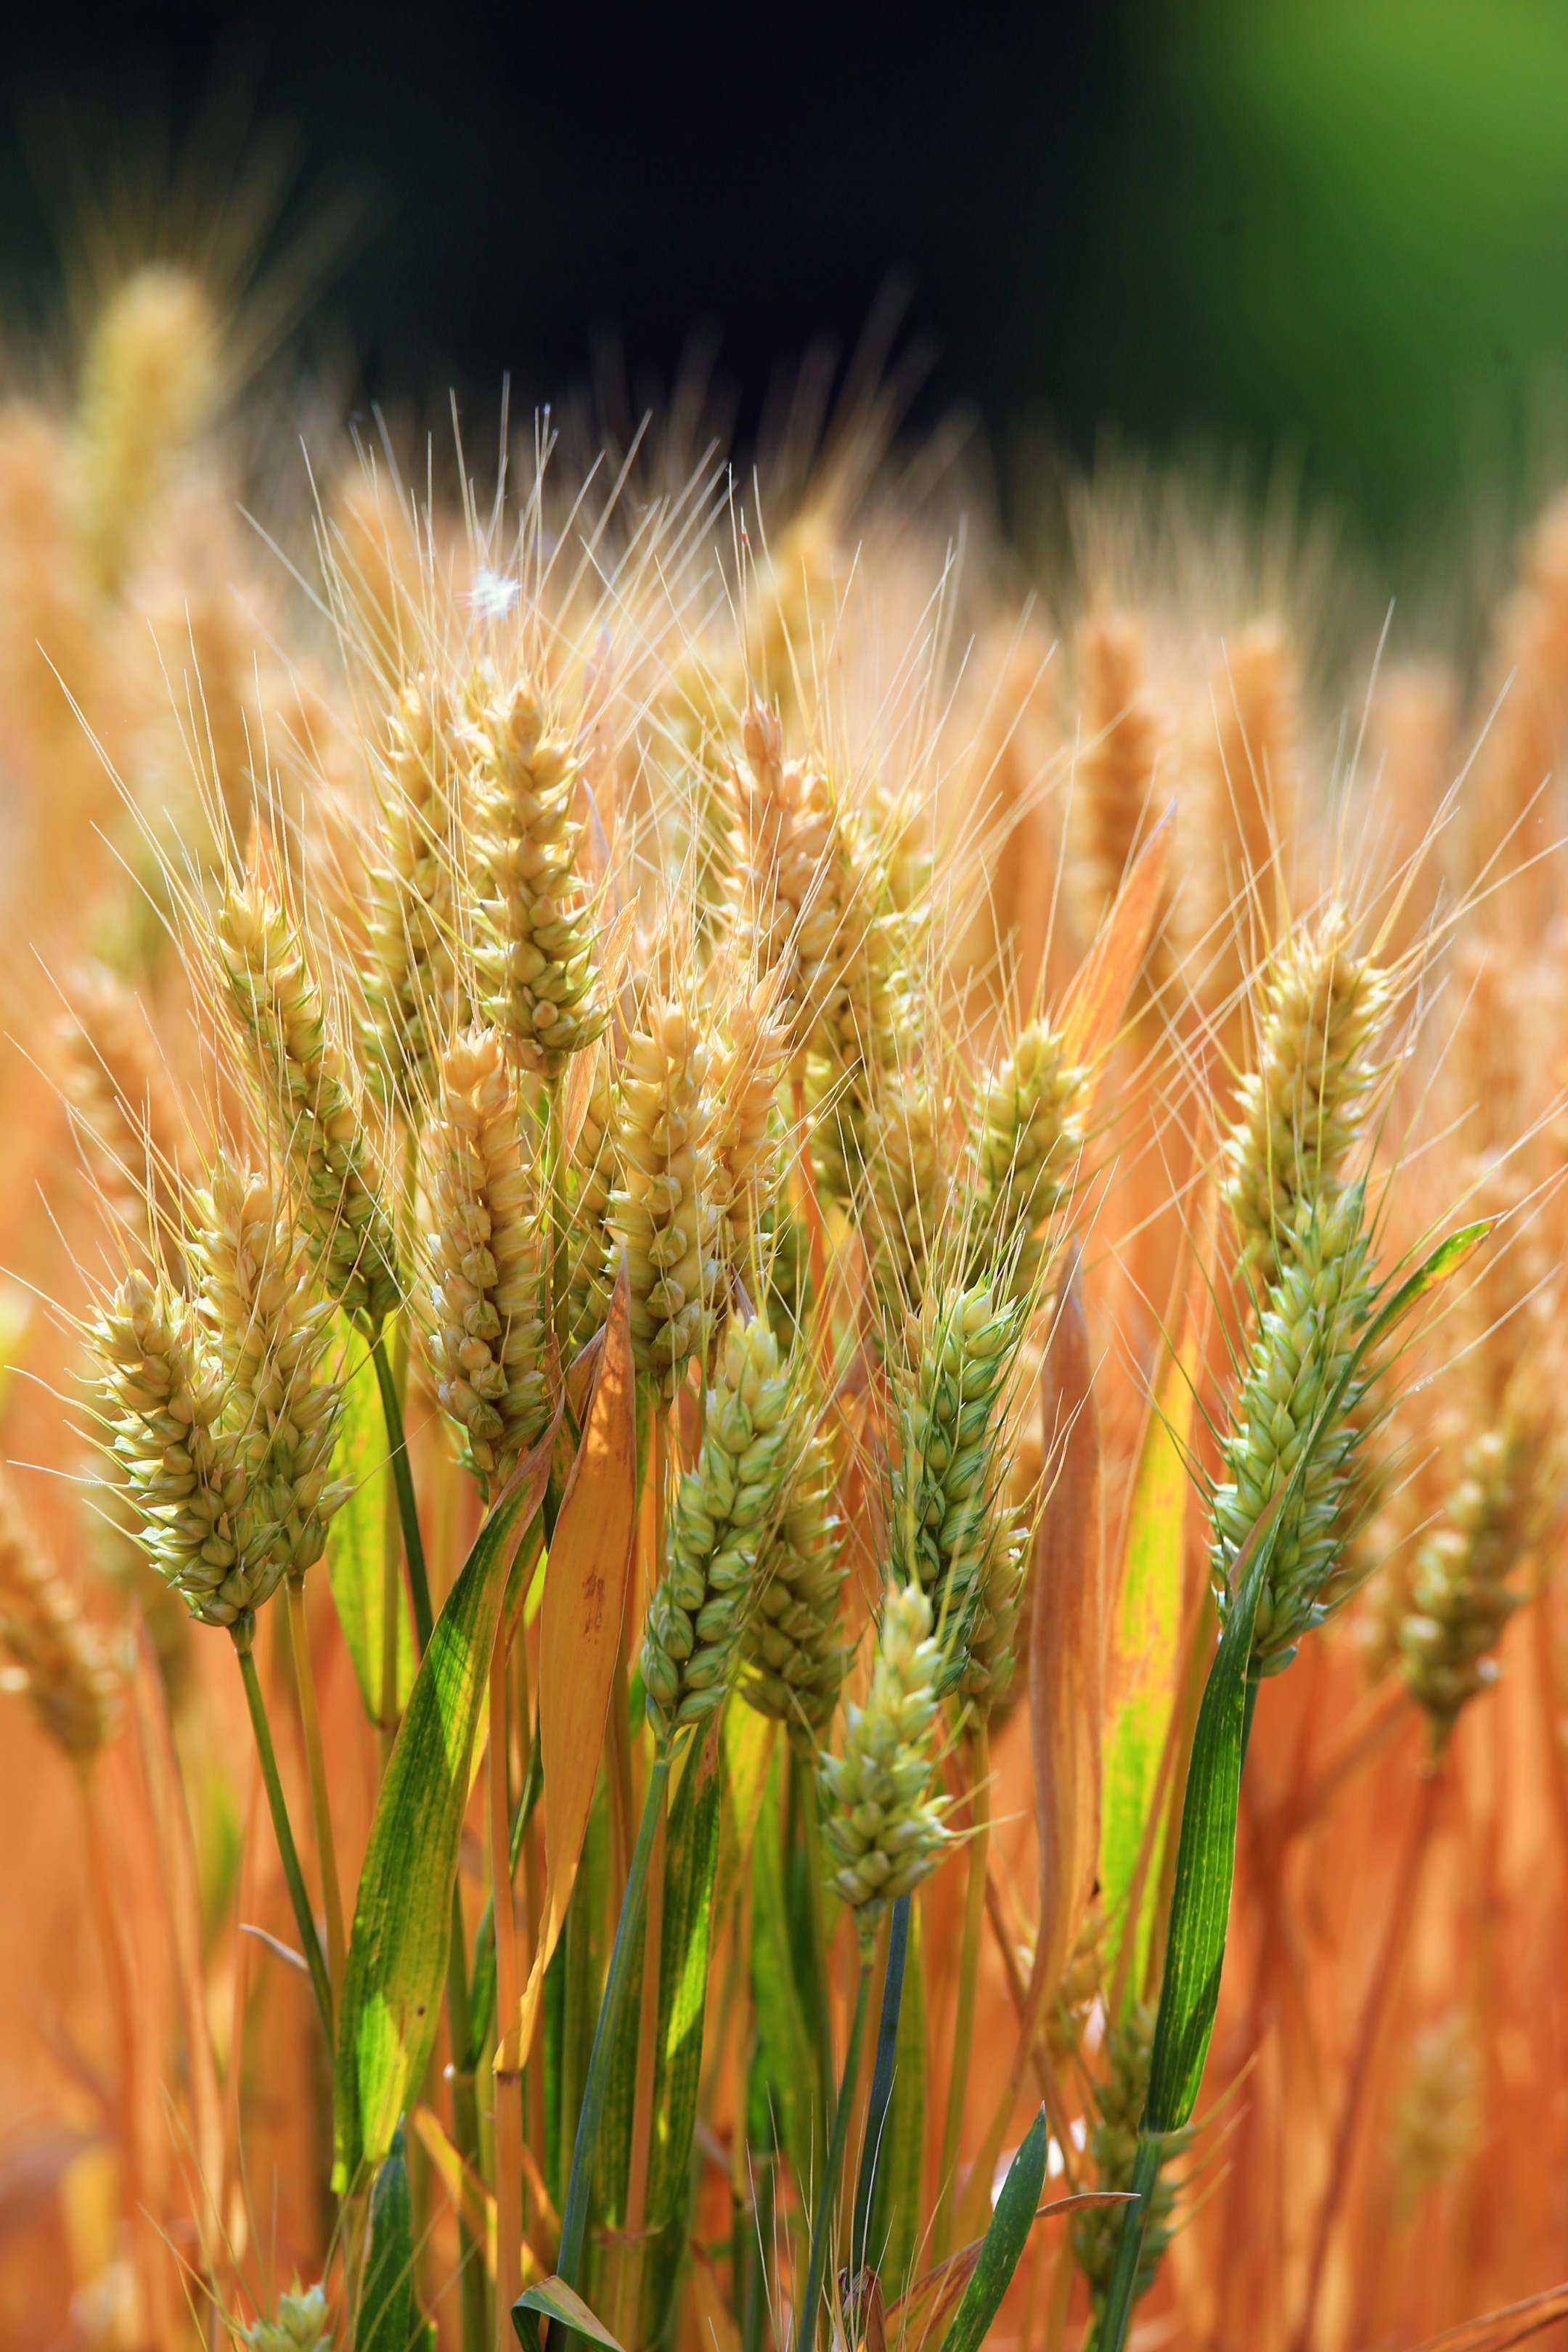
[558,1744,674,2298]
[800,1954,873,2352]
[234,1632,332,2047]
[935,1720,989,2261]
[372,1330,433,1653]
[1095,2133,1161,2352]
[850,1892,909,2283]
[792,1747,836,2128]
[446,1879,488,2352]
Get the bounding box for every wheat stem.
[1291,1761,1442,2352]
[233,1633,332,2045]
[80,1765,165,2345]
[793,1747,837,2124]
[801,1953,873,2352]
[491,1632,523,2352]
[935,1718,989,2261]
[372,1331,433,1652]
[621,1773,669,2336]
[559,1745,675,2310]
[851,1889,910,2282]
[285,1572,345,2022]
[447,1874,488,2352]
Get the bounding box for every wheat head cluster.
[2,243,1568,2352]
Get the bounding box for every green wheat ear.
[1210,1185,1376,1677]
[642,1315,796,1739]
[818,1580,950,1941]
[240,2283,331,2352]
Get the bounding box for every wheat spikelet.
[604,992,718,1395]
[889,1280,1026,1685]
[970,1019,1089,1295]
[1211,1187,1376,1675]
[567,1040,616,1349]
[60,962,189,1267]
[862,1061,951,1308]
[729,696,844,1051]
[75,264,220,595]
[91,1269,234,1623]
[241,2284,331,2352]
[215,875,401,1331]
[468,670,606,1077]
[1045,1904,1104,2063]
[1221,907,1392,1290]
[706,972,792,1302]
[642,1317,793,1739]
[362,671,469,1102]
[1071,2001,1184,2320]
[0,1474,121,1760]
[1397,1382,1559,1741]
[1388,2012,1482,2218]
[818,1580,950,1939]
[743,1405,848,1747]
[1074,608,1174,1027]
[192,1157,348,1587]
[420,1026,548,1497]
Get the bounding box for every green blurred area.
[1049,1,1568,552]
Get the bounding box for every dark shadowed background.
[4,0,1568,565]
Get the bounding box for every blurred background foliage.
[2,2,1568,572]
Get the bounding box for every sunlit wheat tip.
[469,671,606,1077]
[1222,905,1392,1289]
[971,1018,1089,1295]
[216,878,401,1332]
[362,670,468,1101]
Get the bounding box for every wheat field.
[0,229,1566,2352]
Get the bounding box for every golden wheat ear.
[0,1470,121,1761]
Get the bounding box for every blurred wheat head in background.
[5,104,1568,2352]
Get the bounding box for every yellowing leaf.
[1031,1248,1106,2004]
[956,1252,1104,2247]
[499,1257,638,2072]
[327,1325,415,1724]
[1059,805,1174,1071]
[1100,1280,1202,2006]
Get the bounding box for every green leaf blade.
[327,1326,413,1724]
[936,2107,1049,2352]
[1101,1328,1196,2008]
[333,1456,547,2190]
